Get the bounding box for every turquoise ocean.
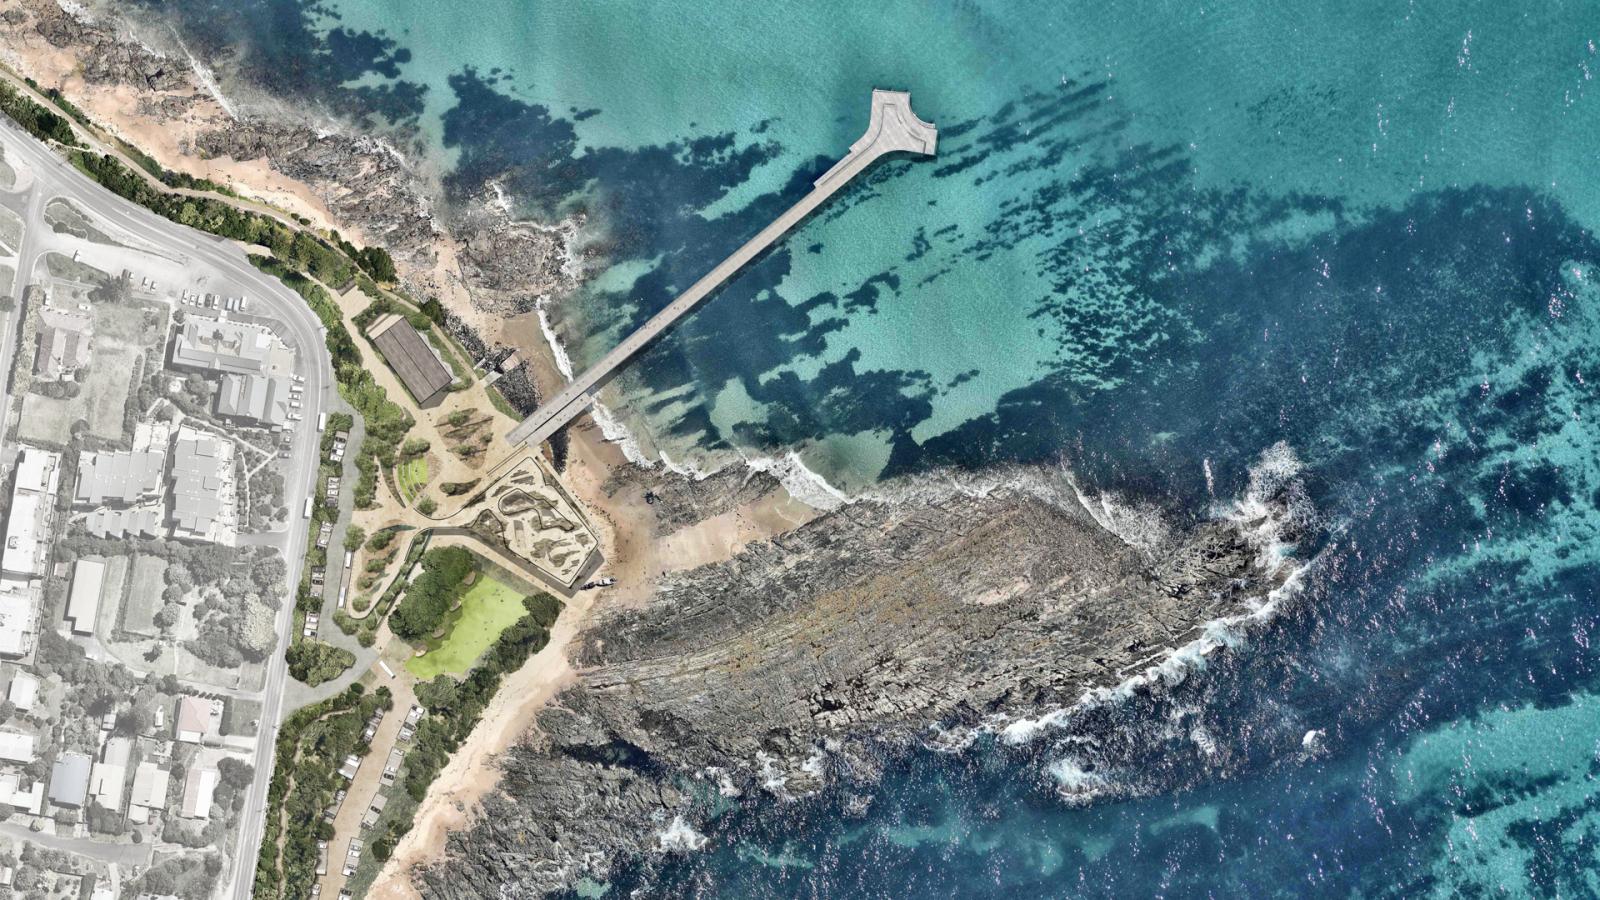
[123,0,1600,895]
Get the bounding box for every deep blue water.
[112,1,1600,895]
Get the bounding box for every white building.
[181,766,217,820]
[0,586,36,659]
[168,429,236,545]
[174,695,219,744]
[0,730,35,764]
[1,447,60,578]
[90,736,132,812]
[0,771,44,814]
[6,670,38,711]
[65,558,105,635]
[128,761,170,823]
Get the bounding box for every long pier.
[508,89,937,448]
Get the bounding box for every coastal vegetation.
[407,571,532,679]
[0,78,79,146]
[377,594,561,855]
[254,682,391,899]
[389,546,477,640]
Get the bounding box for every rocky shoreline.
[0,0,578,339]
[0,8,1303,897]
[417,476,1295,897]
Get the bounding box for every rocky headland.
[0,8,1301,897]
[416,476,1293,897]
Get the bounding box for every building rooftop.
[75,448,166,507]
[83,505,164,540]
[129,761,170,811]
[6,671,38,711]
[215,372,291,427]
[181,766,216,819]
[369,314,453,407]
[66,558,105,635]
[14,448,62,495]
[0,586,36,659]
[0,771,43,815]
[1,492,45,578]
[49,751,91,808]
[169,436,225,538]
[32,305,92,381]
[174,695,215,743]
[2,447,61,579]
[170,317,279,375]
[0,730,35,763]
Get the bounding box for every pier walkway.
[508,89,937,448]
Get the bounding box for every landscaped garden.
[397,454,429,503]
[395,547,541,679]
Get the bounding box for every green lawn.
[397,456,429,502]
[405,572,527,679]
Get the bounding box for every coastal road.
[0,144,44,445]
[0,119,336,900]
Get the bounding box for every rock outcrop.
[419,480,1290,897]
[0,0,577,319]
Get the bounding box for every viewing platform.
[508,89,937,449]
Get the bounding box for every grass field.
[397,456,429,503]
[405,571,527,680]
[120,555,168,637]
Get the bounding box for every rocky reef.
[418,476,1292,897]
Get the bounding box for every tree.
[239,602,277,661]
[344,525,367,550]
[389,547,473,640]
[415,496,437,516]
[114,707,151,736]
[414,675,458,711]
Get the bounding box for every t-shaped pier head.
[813,89,939,191]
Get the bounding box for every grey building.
[83,506,164,539]
[169,436,225,539]
[170,318,276,375]
[74,448,166,506]
[49,751,91,808]
[32,305,92,381]
[215,372,292,427]
[369,313,453,407]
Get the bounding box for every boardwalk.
[508,89,937,448]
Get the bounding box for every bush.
[415,496,437,516]
[440,479,480,497]
[389,547,474,640]
[344,525,367,550]
[0,81,80,146]
[285,640,355,686]
[366,529,397,552]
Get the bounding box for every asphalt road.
[0,119,335,899]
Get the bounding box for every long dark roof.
[371,317,452,404]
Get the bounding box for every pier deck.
[508,89,936,448]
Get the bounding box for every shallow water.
[120,0,1600,895]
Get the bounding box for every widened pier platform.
[508,89,937,449]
